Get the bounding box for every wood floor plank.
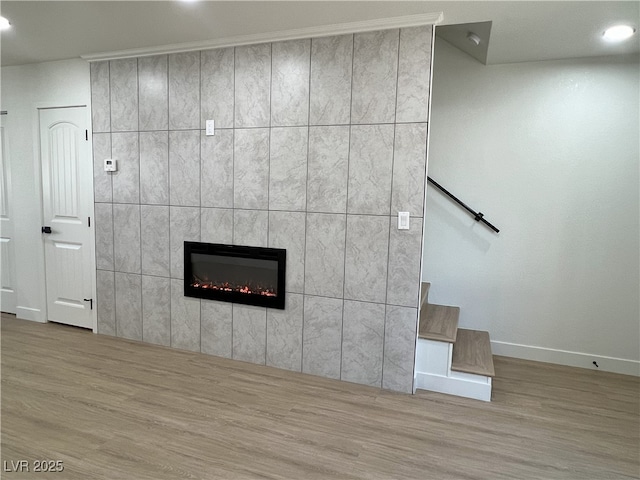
[1,314,639,479]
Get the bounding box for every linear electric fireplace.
[184,242,286,309]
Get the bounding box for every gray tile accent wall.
[109,58,138,132]
[170,278,201,352]
[140,131,169,205]
[142,275,171,346]
[115,272,142,341]
[91,25,432,394]
[96,269,115,335]
[138,55,169,131]
[201,48,235,129]
[233,304,267,364]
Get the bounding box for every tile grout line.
[108,60,118,339]
[231,46,236,361]
[167,54,172,348]
[301,37,313,373]
[198,50,203,355]
[136,57,144,344]
[382,28,403,389]
[339,32,356,381]
[265,41,273,366]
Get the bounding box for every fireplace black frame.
[184,241,286,309]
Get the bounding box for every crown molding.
[82,12,443,62]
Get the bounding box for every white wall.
[0,59,91,322]
[424,40,639,375]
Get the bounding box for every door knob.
[41,226,52,234]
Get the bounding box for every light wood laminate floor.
[1,314,638,479]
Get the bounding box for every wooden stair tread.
[418,303,459,343]
[451,329,495,377]
[420,283,431,308]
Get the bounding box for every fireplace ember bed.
[184,241,286,309]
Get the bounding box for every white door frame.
[35,102,97,332]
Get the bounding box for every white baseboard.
[415,371,491,402]
[491,340,640,377]
[15,306,46,323]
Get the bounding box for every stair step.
[451,329,495,377]
[420,282,431,308]
[418,303,459,343]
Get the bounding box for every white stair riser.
[415,338,451,376]
[415,372,492,402]
[415,337,492,401]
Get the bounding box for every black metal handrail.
[427,176,500,233]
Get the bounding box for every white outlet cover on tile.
[398,211,410,230]
[205,119,215,136]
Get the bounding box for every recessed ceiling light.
[0,16,11,31]
[603,25,636,42]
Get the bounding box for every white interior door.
[0,114,17,314]
[40,106,94,329]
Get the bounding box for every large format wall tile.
[95,203,114,271]
[396,26,432,123]
[302,295,343,379]
[234,128,269,209]
[267,293,303,371]
[387,217,423,308]
[235,44,271,128]
[341,300,385,387]
[141,205,170,277]
[170,206,200,279]
[169,130,200,206]
[111,132,140,204]
[383,305,417,393]
[307,126,349,213]
[309,35,353,125]
[271,39,310,127]
[201,129,233,208]
[233,304,267,364]
[269,127,307,211]
[169,51,200,130]
[142,275,171,346]
[201,208,233,244]
[351,30,399,124]
[268,211,305,294]
[344,215,390,303]
[110,58,138,132]
[201,300,233,358]
[96,269,115,336]
[391,123,428,216]
[171,279,201,352]
[201,47,235,129]
[140,131,169,205]
[138,55,168,131]
[233,210,268,247]
[92,133,112,203]
[113,203,141,274]
[92,28,433,394]
[304,213,346,298]
[115,272,142,341]
[90,61,110,133]
[347,124,394,215]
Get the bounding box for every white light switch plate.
[398,212,410,230]
[205,119,215,136]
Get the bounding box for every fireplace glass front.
[184,242,286,309]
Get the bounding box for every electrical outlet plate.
[205,119,215,136]
[398,212,410,230]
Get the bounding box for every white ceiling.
[1,1,638,67]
